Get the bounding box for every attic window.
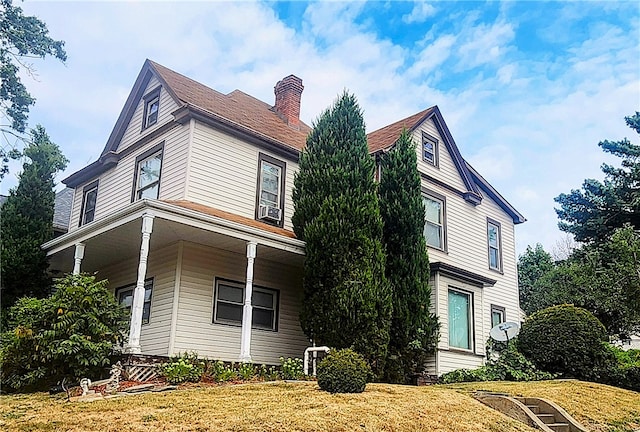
[422,133,439,167]
[142,87,161,129]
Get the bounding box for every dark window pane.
[218,284,243,303]
[252,291,273,308]
[252,308,274,329]
[216,302,242,323]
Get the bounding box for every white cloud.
[402,2,437,24]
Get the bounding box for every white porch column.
[239,241,257,363]
[72,243,85,275]
[125,212,155,354]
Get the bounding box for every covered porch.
[43,200,308,364]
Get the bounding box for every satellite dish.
[489,321,520,342]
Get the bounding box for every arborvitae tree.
[378,130,439,383]
[1,125,68,308]
[518,244,555,315]
[292,92,391,376]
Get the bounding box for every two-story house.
[43,60,525,375]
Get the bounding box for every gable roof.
[367,106,525,224]
[65,60,311,187]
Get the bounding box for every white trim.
[72,242,86,275]
[183,118,195,200]
[167,240,184,356]
[239,241,257,363]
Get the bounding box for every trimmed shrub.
[317,349,370,393]
[517,304,611,380]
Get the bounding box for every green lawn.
[0,380,637,431]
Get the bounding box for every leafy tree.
[1,125,68,308]
[518,244,555,315]
[378,129,438,383]
[555,112,640,242]
[0,274,128,391]
[523,226,640,337]
[0,0,67,177]
[292,92,391,377]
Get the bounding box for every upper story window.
[423,193,446,250]
[79,180,99,226]
[448,288,473,351]
[142,87,161,129]
[422,133,439,167]
[487,219,502,271]
[213,278,279,331]
[256,153,286,227]
[491,304,506,328]
[117,279,153,325]
[132,143,164,201]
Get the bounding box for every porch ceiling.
[47,203,304,275]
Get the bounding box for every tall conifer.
[292,93,391,376]
[379,130,439,383]
[1,126,68,308]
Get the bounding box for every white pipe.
[303,346,330,376]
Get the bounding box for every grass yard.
[0,380,638,432]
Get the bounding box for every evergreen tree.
[292,92,391,376]
[517,244,555,315]
[378,129,438,383]
[555,112,640,242]
[1,125,68,308]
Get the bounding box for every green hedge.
[517,305,610,380]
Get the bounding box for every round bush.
[317,349,370,393]
[517,305,611,380]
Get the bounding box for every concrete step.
[547,423,570,432]
[537,413,556,424]
[526,404,540,414]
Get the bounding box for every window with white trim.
[213,279,279,331]
[80,181,98,226]
[134,150,162,200]
[117,279,153,325]
[142,87,160,129]
[487,220,502,271]
[256,153,286,227]
[448,289,473,350]
[422,134,438,166]
[423,194,445,249]
[491,305,505,328]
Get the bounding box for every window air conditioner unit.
[259,205,282,222]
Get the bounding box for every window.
[422,133,439,166]
[255,153,286,226]
[423,194,445,250]
[132,144,163,201]
[213,279,279,331]
[491,305,506,328]
[448,289,472,350]
[142,87,161,129]
[117,279,153,325]
[487,219,502,271]
[79,180,98,226]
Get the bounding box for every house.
[43,60,525,375]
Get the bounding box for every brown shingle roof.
[149,61,311,152]
[164,200,297,239]
[366,107,435,153]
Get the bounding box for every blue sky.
[2,0,639,256]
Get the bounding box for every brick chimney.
[274,75,304,127]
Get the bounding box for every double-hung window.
[142,87,161,129]
[448,289,473,350]
[213,279,279,331]
[423,194,445,250]
[80,180,99,226]
[256,153,286,226]
[491,305,506,328]
[422,133,439,166]
[487,219,502,271]
[133,144,163,201]
[116,279,153,325]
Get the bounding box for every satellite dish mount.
[489,321,520,346]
